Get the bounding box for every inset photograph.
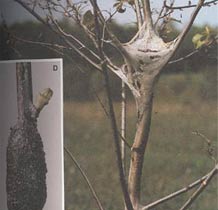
[0,59,64,210]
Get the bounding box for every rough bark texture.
[7,120,47,210]
[6,63,47,210]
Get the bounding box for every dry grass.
[64,72,217,210]
[64,99,217,210]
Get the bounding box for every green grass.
[64,72,217,210]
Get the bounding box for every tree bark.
[121,81,127,176]
[128,77,155,209]
[16,63,33,121]
[7,63,47,210]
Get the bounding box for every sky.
[0,0,218,27]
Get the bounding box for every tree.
[6,0,218,210]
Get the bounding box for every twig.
[154,0,167,27]
[64,146,105,210]
[14,0,52,29]
[134,0,143,30]
[12,33,83,66]
[89,0,131,62]
[121,81,127,176]
[168,49,199,64]
[12,35,68,50]
[170,0,206,58]
[50,17,100,60]
[192,131,217,164]
[192,131,212,146]
[14,0,102,71]
[179,164,218,210]
[169,35,218,65]
[157,0,175,33]
[141,167,217,210]
[165,0,217,10]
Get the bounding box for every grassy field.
[64,73,217,210]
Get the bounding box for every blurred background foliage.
[0,20,217,210]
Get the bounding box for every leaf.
[113,2,121,7]
[127,0,135,5]
[205,26,210,36]
[82,10,95,30]
[192,33,205,49]
[192,33,203,45]
[196,40,206,49]
[113,1,126,13]
[192,26,215,49]
[117,6,126,13]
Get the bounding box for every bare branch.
[14,0,102,71]
[172,0,206,53]
[77,10,126,79]
[135,0,143,30]
[107,65,140,97]
[14,0,51,29]
[62,36,102,70]
[90,85,132,149]
[192,131,217,164]
[169,35,218,65]
[89,0,131,61]
[50,16,100,61]
[65,0,82,21]
[142,0,153,30]
[11,34,86,65]
[85,1,140,94]
[141,167,217,210]
[156,0,175,32]
[14,0,137,93]
[179,164,218,210]
[91,1,133,209]
[192,131,212,147]
[154,0,167,27]
[168,49,199,64]
[12,35,68,50]
[165,0,218,10]
[64,146,105,210]
[121,81,127,176]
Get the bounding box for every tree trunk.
[128,76,155,209]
